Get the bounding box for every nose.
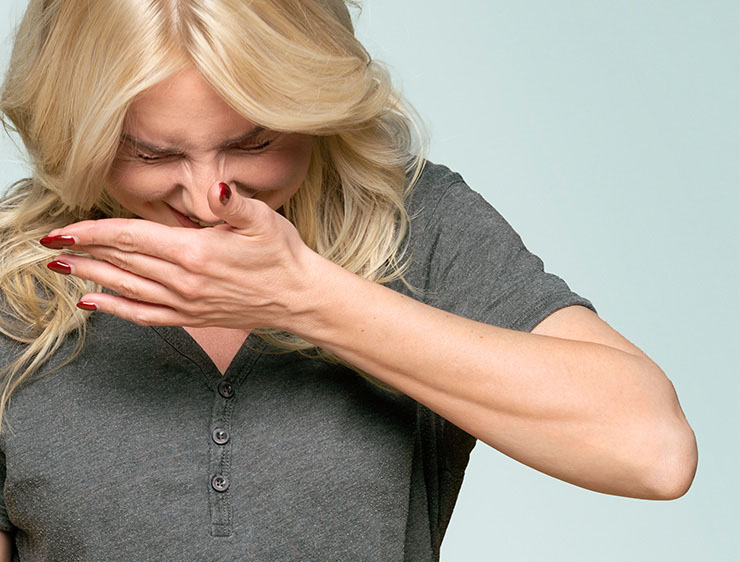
[177,156,228,222]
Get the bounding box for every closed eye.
[232,140,272,152]
[132,151,185,164]
[136,153,163,162]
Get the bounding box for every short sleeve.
[398,163,598,555]
[405,172,596,331]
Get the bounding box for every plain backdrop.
[1,1,738,560]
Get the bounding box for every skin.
[0,533,9,561]
[38,69,697,505]
[107,69,313,229]
[105,68,313,370]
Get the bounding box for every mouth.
[187,216,225,227]
[169,206,225,229]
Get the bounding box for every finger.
[75,292,198,327]
[208,181,278,235]
[45,218,200,265]
[67,244,190,288]
[51,254,187,310]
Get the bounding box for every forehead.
[124,68,257,150]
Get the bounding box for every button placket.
[208,380,237,537]
[203,338,265,538]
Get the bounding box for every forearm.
[290,255,697,499]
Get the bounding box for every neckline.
[151,325,267,385]
[183,326,250,375]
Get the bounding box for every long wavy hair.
[0,0,426,428]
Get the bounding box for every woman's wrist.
[276,249,369,342]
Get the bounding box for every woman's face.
[107,68,314,228]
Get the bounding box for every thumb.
[208,182,273,233]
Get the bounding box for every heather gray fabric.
[0,161,596,561]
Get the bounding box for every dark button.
[212,428,230,445]
[217,381,234,398]
[211,474,229,492]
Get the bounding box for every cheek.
[237,136,314,201]
[106,164,171,206]
[262,137,313,187]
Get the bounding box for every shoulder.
[407,160,467,194]
[405,160,509,229]
[403,160,520,252]
[405,160,468,219]
[396,160,597,331]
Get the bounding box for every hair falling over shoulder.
[0,0,427,427]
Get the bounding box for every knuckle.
[117,278,140,299]
[130,311,150,326]
[108,250,131,270]
[253,200,275,223]
[113,229,137,252]
[174,276,202,299]
[172,295,195,315]
[180,246,206,271]
[178,297,200,316]
[109,300,148,327]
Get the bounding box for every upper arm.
[531,305,652,361]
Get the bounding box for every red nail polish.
[76,301,97,312]
[219,182,231,204]
[47,260,72,275]
[40,235,76,249]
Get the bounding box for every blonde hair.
[0,0,426,428]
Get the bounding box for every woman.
[0,0,697,560]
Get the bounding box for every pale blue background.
[1,1,738,560]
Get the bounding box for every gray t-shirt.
[0,162,595,561]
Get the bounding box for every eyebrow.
[121,126,267,154]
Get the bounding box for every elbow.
[628,362,698,501]
[642,418,698,501]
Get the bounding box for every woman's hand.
[41,184,321,331]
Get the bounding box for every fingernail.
[40,235,76,249]
[47,260,72,275]
[76,300,98,312]
[219,182,231,205]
